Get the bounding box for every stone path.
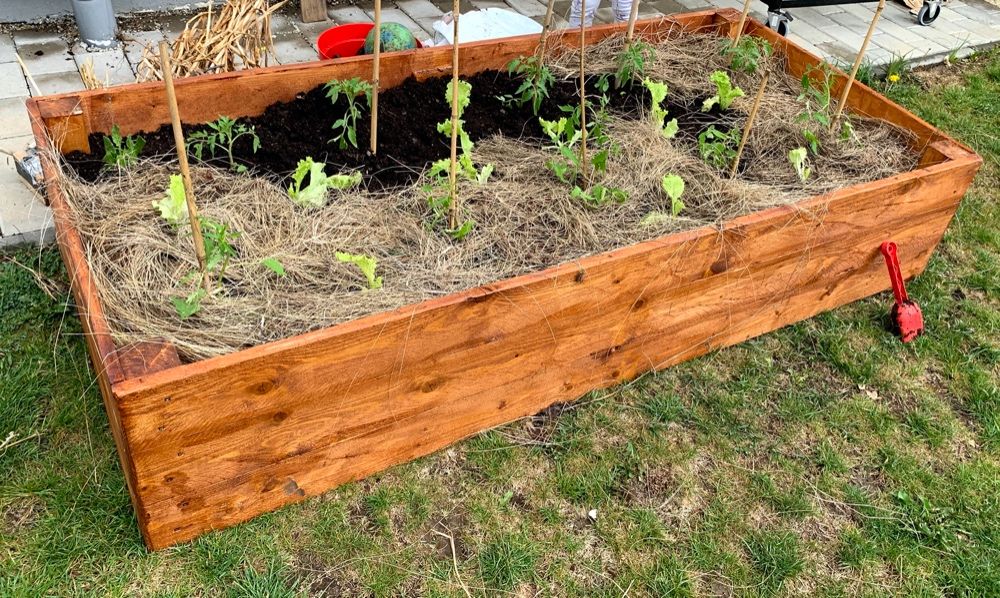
[2,0,999,247]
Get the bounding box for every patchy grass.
[1,51,999,596]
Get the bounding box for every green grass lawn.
[1,53,998,597]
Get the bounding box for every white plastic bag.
[430,8,543,46]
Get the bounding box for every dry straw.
[137,0,286,82]
[61,34,919,361]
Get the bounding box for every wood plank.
[116,341,183,380]
[114,148,979,548]
[300,0,328,23]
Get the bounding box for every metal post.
[71,0,118,49]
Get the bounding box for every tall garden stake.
[447,0,461,230]
[159,41,210,292]
[578,13,588,185]
[370,0,381,154]
[833,0,885,127]
[729,72,768,178]
[626,0,641,40]
[733,0,753,43]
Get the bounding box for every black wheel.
[917,2,940,25]
[776,19,790,36]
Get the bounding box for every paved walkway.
[2,0,999,247]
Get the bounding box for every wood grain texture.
[300,0,328,23]
[30,12,981,550]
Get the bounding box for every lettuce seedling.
[788,147,811,182]
[152,174,188,226]
[702,71,745,112]
[642,78,679,139]
[336,251,382,289]
[661,174,686,216]
[288,157,362,208]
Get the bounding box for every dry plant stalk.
[138,0,286,82]
[833,0,886,126]
[730,72,768,178]
[79,58,107,90]
[60,34,920,361]
[448,1,461,230]
[371,0,382,154]
[160,41,210,292]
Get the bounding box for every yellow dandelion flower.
[888,74,901,83]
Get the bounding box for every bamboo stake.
[537,0,557,62]
[578,13,588,185]
[159,41,211,292]
[732,0,753,44]
[370,0,381,154]
[15,53,41,96]
[832,0,885,127]
[447,1,461,230]
[729,72,768,178]
[626,0,641,41]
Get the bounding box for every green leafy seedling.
[200,216,240,281]
[506,55,555,115]
[262,257,286,277]
[615,40,654,88]
[698,125,740,170]
[702,71,745,112]
[187,116,260,173]
[642,78,679,139]
[172,288,206,320]
[336,251,382,290]
[788,147,811,182]
[102,124,145,169]
[660,174,685,216]
[722,36,773,74]
[152,174,188,226]
[326,77,373,149]
[570,184,628,208]
[288,157,362,208]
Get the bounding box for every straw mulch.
[61,33,920,361]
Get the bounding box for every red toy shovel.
[880,241,924,343]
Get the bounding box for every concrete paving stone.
[0,62,29,100]
[121,30,166,71]
[0,164,51,244]
[792,6,844,30]
[13,31,77,76]
[592,6,616,23]
[295,18,337,43]
[829,9,878,32]
[468,0,512,12]
[814,5,845,15]
[0,135,35,155]
[677,0,713,9]
[505,0,550,17]
[648,0,688,14]
[362,6,431,37]
[272,31,322,64]
[32,71,84,96]
[0,34,16,64]
[73,45,136,86]
[784,19,836,44]
[0,97,32,138]
[431,0,479,14]
[329,5,374,23]
[267,12,299,34]
[398,0,447,20]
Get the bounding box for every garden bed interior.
[29,10,981,549]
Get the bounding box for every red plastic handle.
[880,241,909,305]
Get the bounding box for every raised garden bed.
[28,9,980,549]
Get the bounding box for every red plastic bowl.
[317,23,423,60]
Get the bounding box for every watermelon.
[363,22,418,54]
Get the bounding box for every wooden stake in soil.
[578,13,588,185]
[537,0,557,62]
[447,0,461,230]
[729,72,768,178]
[370,0,382,154]
[832,0,886,127]
[159,41,211,292]
[732,0,753,43]
[626,0,641,41]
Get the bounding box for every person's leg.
[569,0,601,26]
[611,0,634,22]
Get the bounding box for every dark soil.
[64,69,721,189]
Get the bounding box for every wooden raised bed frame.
[28,10,980,550]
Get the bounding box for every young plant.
[102,124,145,169]
[788,147,811,182]
[642,78,679,139]
[287,157,362,208]
[570,184,627,208]
[152,174,189,226]
[171,288,207,320]
[506,55,555,115]
[187,116,260,173]
[722,36,773,75]
[336,251,382,290]
[661,174,685,216]
[261,257,286,277]
[540,106,626,207]
[702,71,745,112]
[796,63,856,153]
[325,77,373,149]
[615,40,654,88]
[200,216,240,281]
[698,125,741,170]
[424,80,491,240]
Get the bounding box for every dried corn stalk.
[80,58,107,89]
[137,0,287,82]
